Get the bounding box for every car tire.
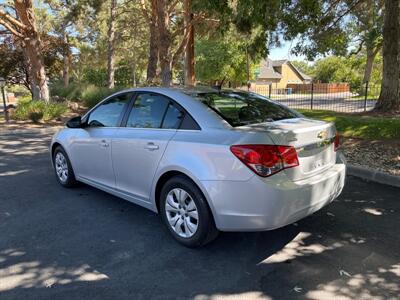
[160,175,219,247]
[53,146,77,188]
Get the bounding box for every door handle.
[100,139,110,148]
[145,142,159,151]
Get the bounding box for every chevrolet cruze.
[51,87,346,247]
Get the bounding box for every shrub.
[50,81,124,108]
[7,85,31,98]
[81,85,123,108]
[28,110,44,123]
[13,100,68,122]
[50,82,84,101]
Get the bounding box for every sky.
[268,40,306,61]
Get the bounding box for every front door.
[70,93,132,188]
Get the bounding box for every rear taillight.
[230,144,299,177]
[334,133,340,151]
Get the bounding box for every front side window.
[192,91,300,127]
[87,93,132,127]
[126,93,171,128]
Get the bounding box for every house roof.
[271,60,288,67]
[296,68,312,80]
[257,59,282,80]
[257,58,312,81]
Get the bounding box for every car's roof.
[120,85,223,95]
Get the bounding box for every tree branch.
[0,19,24,37]
[171,24,193,67]
[167,0,180,15]
[349,40,364,55]
[0,9,27,31]
[326,0,364,30]
[0,29,13,35]
[171,12,211,39]
[139,0,150,22]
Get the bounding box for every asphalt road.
[0,132,399,300]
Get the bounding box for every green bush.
[17,95,33,104]
[13,100,68,123]
[50,81,124,108]
[50,82,84,101]
[6,85,31,98]
[82,68,108,86]
[81,85,123,108]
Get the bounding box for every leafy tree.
[140,0,231,86]
[0,29,63,98]
[195,28,259,85]
[0,36,30,90]
[0,0,50,101]
[293,54,383,92]
[231,0,398,112]
[45,0,92,87]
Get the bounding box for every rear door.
[112,92,183,203]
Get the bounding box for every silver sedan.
[51,87,346,247]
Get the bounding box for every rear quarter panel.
[151,128,276,210]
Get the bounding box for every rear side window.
[162,104,183,129]
[194,91,300,127]
[126,93,169,128]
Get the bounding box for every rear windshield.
[193,91,300,127]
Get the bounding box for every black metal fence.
[247,82,380,113]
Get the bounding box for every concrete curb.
[0,126,63,136]
[347,165,400,188]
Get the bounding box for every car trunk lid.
[244,118,337,181]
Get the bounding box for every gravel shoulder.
[343,138,400,176]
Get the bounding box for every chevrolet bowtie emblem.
[317,130,328,139]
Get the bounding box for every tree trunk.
[184,0,195,86]
[156,0,172,86]
[363,47,378,83]
[146,0,158,83]
[62,27,70,87]
[107,0,117,89]
[376,0,400,112]
[132,53,137,87]
[14,0,50,102]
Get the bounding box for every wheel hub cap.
[165,188,199,238]
[55,152,68,183]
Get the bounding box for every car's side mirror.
[66,116,83,128]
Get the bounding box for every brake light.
[334,133,340,151]
[230,144,299,177]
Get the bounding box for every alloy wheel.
[55,152,69,183]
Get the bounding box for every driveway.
[0,131,399,300]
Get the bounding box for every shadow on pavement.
[0,132,399,299]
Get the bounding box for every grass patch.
[298,109,400,140]
[350,95,379,101]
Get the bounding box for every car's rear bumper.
[201,154,346,231]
